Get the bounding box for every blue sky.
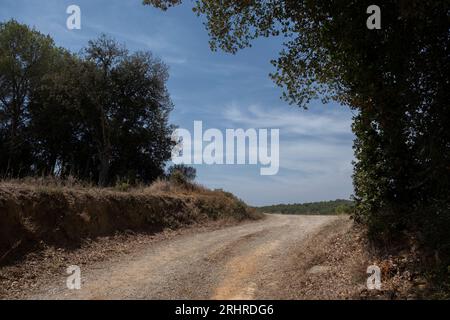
[0,0,355,206]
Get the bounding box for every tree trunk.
[98,151,110,187]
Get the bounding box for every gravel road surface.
[28,214,342,299]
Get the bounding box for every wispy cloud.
[182,102,354,179]
[224,103,353,137]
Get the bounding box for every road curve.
[30,214,340,300]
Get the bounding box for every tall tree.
[28,50,91,177]
[109,51,175,183]
[81,35,128,186]
[80,35,175,185]
[0,20,57,176]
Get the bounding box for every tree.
[81,35,127,186]
[107,50,176,184]
[144,1,450,256]
[80,35,175,185]
[28,50,89,177]
[0,20,57,176]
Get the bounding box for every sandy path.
[27,214,340,300]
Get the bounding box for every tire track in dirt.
[23,214,342,300]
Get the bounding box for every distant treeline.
[258,199,354,215]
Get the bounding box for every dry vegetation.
[275,217,449,300]
[0,177,261,265]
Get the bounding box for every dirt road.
[26,214,352,300]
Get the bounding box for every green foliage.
[0,19,58,176]
[0,21,175,186]
[169,170,188,186]
[167,164,197,182]
[114,178,132,192]
[334,203,353,215]
[258,200,354,215]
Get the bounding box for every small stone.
[307,265,331,274]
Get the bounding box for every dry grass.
[1,175,95,189]
[2,176,213,196]
[143,178,210,195]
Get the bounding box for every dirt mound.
[0,183,259,264]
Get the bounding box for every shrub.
[167,164,196,182]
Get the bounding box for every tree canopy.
[0,20,175,185]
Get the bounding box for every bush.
[114,178,131,192]
[167,164,196,182]
[169,170,188,186]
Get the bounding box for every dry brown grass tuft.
[142,178,210,196]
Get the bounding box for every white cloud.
[221,103,354,172]
[223,103,353,136]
